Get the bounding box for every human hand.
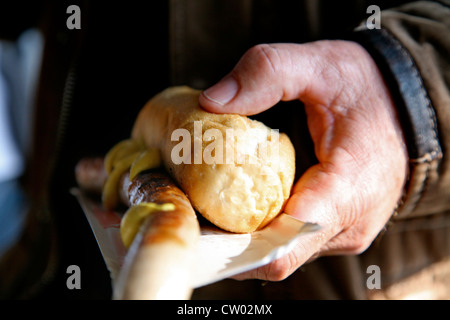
[199,41,408,281]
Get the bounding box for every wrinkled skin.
[199,41,408,281]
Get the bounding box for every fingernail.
[203,76,239,106]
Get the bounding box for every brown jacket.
[0,0,449,299]
[180,0,450,300]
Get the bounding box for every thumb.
[233,165,346,281]
[199,43,318,115]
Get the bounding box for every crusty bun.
[131,86,295,233]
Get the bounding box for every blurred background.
[0,0,407,299]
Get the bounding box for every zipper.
[23,62,79,299]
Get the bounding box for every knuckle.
[345,234,373,255]
[245,44,280,74]
[261,254,297,281]
[324,226,375,256]
[263,266,290,282]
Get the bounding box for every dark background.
[0,0,408,299]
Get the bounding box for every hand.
[199,41,408,281]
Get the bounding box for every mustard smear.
[129,148,162,181]
[102,139,162,210]
[120,202,176,248]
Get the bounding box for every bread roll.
[131,86,295,233]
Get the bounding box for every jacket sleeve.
[352,1,450,220]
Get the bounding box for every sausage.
[115,170,200,300]
[74,157,108,194]
[75,157,200,300]
[75,156,130,206]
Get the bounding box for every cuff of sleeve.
[350,27,443,219]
